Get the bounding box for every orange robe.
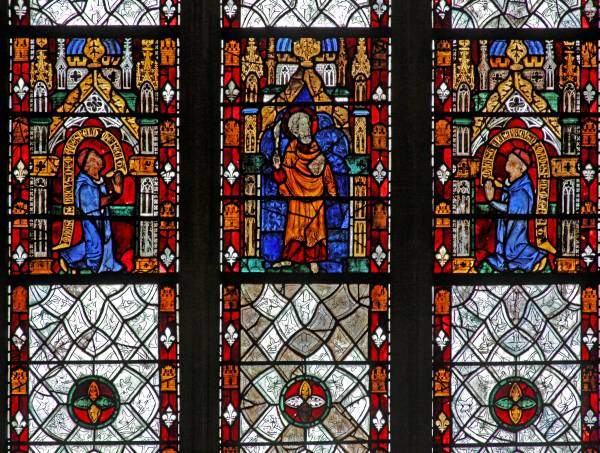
[273,140,337,263]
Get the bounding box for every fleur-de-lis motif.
[13,160,28,183]
[160,326,176,349]
[224,323,238,346]
[584,408,597,428]
[583,163,596,182]
[224,80,240,102]
[14,77,29,100]
[163,0,176,19]
[161,247,175,268]
[373,410,386,431]
[224,0,238,19]
[162,406,177,428]
[12,245,28,266]
[436,164,450,185]
[12,326,26,350]
[161,162,176,185]
[371,244,387,267]
[583,327,597,351]
[435,412,449,432]
[224,246,238,266]
[585,0,597,20]
[372,326,387,348]
[11,411,26,435]
[162,82,175,105]
[372,161,387,185]
[582,244,595,266]
[435,330,449,351]
[436,82,450,102]
[436,0,450,19]
[435,245,450,267]
[372,0,388,18]
[13,0,27,19]
[224,162,240,185]
[223,403,237,425]
[372,85,387,103]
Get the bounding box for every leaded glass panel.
[433,39,598,274]
[433,0,593,29]
[9,37,179,275]
[9,0,179,26]
[221,37,390,273]
[222,0,389,28]
[220,283,390,450]
[432,285,599,449]
[8,284,180,451]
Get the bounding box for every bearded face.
[288,112,312,145]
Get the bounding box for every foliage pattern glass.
[220,283,390,451]
[433,0,596,28]
[432,285,599,449]
[9,0,179,26]
[222,0,389,28]
[8,284,180,451]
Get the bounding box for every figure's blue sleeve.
[507,187,533,215]
[78,184,100,216]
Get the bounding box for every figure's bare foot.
[532,257,547,272]
[272,260,292,268]
[310,262,319,273]
[59,258,68,273]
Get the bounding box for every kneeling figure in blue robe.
[60,149,123,273]
[484,150,547,272]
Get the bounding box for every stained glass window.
[433,0,595,28]
[10,0,179,26]
[220,283,390,450]
[10,37,179,275]
[221,36,390,273]
[433,285,598,449]
[433,39,598,274]
[220,0,392,448]
[432,0,600,451]
[7,1,181,451]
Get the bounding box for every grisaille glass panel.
[222,0,390,28]
[433,0,593,29]
[9,0,179,26]
[433,285,599,449]
[8,284,180,451]
[220,283,390,450]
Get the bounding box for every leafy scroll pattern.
[27,285,161,450]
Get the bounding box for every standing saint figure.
[484,149,547,272]
[272,110,337,273]
[59,149,123,273]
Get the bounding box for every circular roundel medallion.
[489,377,542,431]
[279,376,332,428]
[67,376,120,429]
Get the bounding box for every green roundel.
[67,376,121,430]
[488,376,542,432]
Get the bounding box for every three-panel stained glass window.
[7,1,180,451]
[5,0,600,451]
